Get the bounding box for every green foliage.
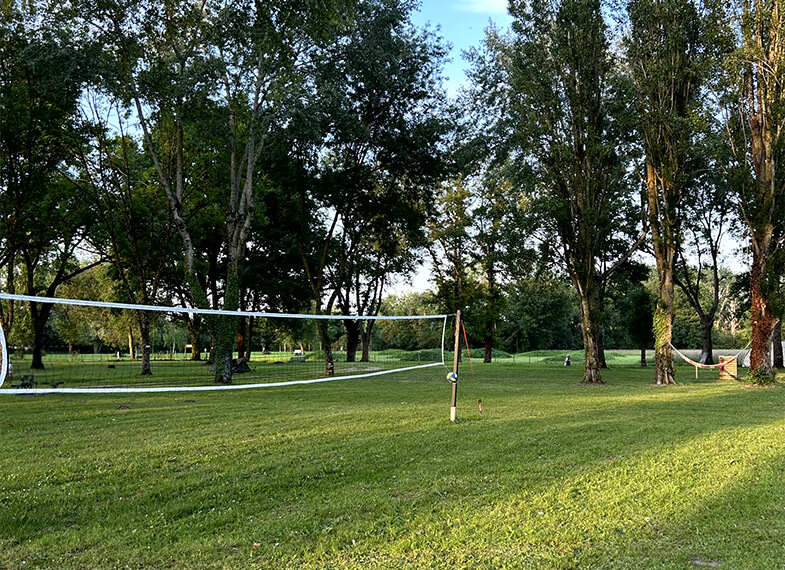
[374,293,444,351]
[497,277,581,352]
[745,366,776,386]
[653,307,669,353]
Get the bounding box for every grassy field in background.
[3,349,446,388]
[2,363,785,569]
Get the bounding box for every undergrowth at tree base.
[744,366,777,386]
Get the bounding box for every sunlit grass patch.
[1,365,784,568]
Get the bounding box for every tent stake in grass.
[450,310,461,422]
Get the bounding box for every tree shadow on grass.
[3,377,785,569]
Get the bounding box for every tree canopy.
[0,0,778,384]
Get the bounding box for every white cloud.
[454,0,509,14]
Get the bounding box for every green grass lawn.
[2,363,785,569]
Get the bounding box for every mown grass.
[1,364,785,569]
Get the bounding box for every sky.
[395,1,746,295]
[410,0,513,95]
[386,2,516,294]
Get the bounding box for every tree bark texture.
[749,245,775,376]
[647,163,678,386]
[137,310,153,376]
[187,316,202,361]
[344,319,360,363]
[211,270,241,384]
[316,319,335,377]
[773,319,783,369]
[29,301,56,370]
[576,286,603,384]
[360,321,374,363]
[738,0,782,379]
[699,314,714,365]
[484,318,493,364]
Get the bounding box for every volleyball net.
[0,294,450,394]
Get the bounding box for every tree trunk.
[207,336,215,365]
[653,307,675,385]
[211,270,241,384]
[344,319,360,363]
[749,247,775,377]
[699,314,714,365]
[316,319,335,376]
[128,329,135,360]
[578,290,603,384]
[483,319,493,364]
[138,310,153,376]
[236,316,247,359]
[773,319,783,369]
[211,315,236,383]
[246,316,255,359]
[29,301,55,370]
[648,162,677,386]
[360,320,374,362]
[640,347,647,367]
[597,328,607,369]
[187,315,202,361]
[742,6,778,379]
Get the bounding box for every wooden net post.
[450,311,461,423]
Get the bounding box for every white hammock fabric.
[669,343,751,370]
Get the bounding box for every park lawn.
[1,364,785,569]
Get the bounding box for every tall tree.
[71,109,178,375]
[290,0,449,376]
[674,146,734,365]
[427,178,476,316]
[73,0,351,382]
[503,0,639,384]
[462,28,539,364]
[0,6,101,368]
[627,0,703,385]
[725,0,785,380]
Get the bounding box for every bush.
[466,348,512,359]
[745,366,776,386]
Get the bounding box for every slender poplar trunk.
[699,314,714,365]
[597,328,607,369]
[484,319,493,364]
[128,329,135,360]
[138,310,153,375]
[773,320,783,369]
[236,316,247,359]
[653,296,676,385]
[648,164,677,386]
[749,245,775,376]
[187,316,201,361]
[246,316,254,360]
[577,286,603,384]
[360,321,373,362]
[344,319,360,362]
[316,319,335,376]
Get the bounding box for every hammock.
[669,342,751,370]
